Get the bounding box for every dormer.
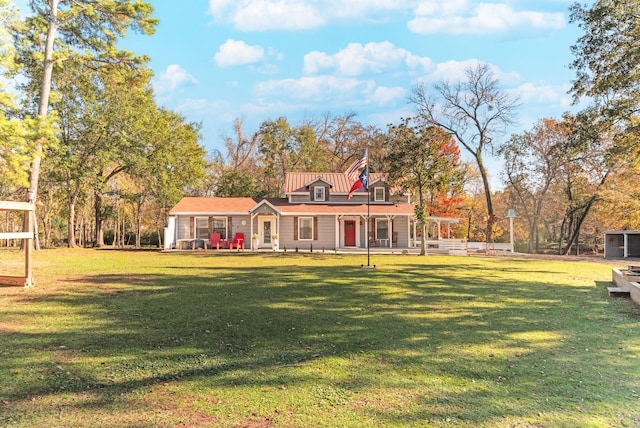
[369,177,389,203]
[306,177,333,202]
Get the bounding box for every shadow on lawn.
[1,255,639,426]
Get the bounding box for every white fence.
[467,242,513,252]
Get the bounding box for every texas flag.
[347,166,369,200]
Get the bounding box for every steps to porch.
[611,267,640,305]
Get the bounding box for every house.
[164,172,461,251]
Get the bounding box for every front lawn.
[0,249,638,427]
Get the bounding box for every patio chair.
[209,232,222,249]
[230,233,244,250]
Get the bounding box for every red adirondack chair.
[230,233,244,250]
[209,232,222,249]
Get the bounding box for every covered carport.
[604,230,640,259]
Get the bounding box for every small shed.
[604,230,640,259]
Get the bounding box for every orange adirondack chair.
[230,233,244,250]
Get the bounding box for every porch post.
[250,212,256,250]
[624,232,629,258]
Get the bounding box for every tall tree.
[500,116,572,253]
[312,112,377,172]
[556,113,614,255]
[569,0,640,129]
[256,117,297,196]
[137,107,206,247]
[44,61,98,247]
[385,117,465,255]
[205,117,262,197]
[0,0,40,190]
[17,0,157,207]
[410,62,519,244]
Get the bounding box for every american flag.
[344,149,368,182]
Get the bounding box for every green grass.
[0,248,638,427]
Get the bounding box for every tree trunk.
[67,189,78,247]
[94,192,105,247]
[528,222,536,254]
[26,0,59,206]
[420,223,427,256]
[476,156,495,244]
[112,206,119,247]
[561,197,596,255]
[135,202,142,249]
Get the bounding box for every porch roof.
[169,196,459,223]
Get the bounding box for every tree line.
[0,0,638,254]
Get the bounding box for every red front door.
[344,220,356,246]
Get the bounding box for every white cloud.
[255,75,405,107]
[153,64,198,94]
[304,42,432,76]
[209,1,565,35]
[369,86,406,106]
[408,1,565,34]
[209,0,325,31]
[415,59,519,86]
[515,82,572,107]
[215,39,265,67]
[256,75,365,101]
[208,0,418,31]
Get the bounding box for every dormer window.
[374,187,385,202]
[315,186,325,201]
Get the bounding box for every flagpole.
[367,184,371,267]
[362,149,374,269]
[346,147,374,269]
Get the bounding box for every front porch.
[166,237,469,255]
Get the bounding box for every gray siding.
[393,216,410,247]
[290,195,309,203]
[230,216,251,248]
[328,194,349,203]
[278,215,337,250]
[316,216,337,249]
[253,205,276,215]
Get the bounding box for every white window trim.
[315,186,325,201]
[195,216,209,239]
[211,216,228,239]
[375,218,389,240]
[299,216,314,240]
[373,187,385,202]
[374,187,385,202]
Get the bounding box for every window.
[212,217,227,239]
[195,217,209,239]
[374,187,385,201]
[315,186,325,201]
[376,219,389,240]
[299,217,313,240]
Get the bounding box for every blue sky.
[17,1,590,176]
